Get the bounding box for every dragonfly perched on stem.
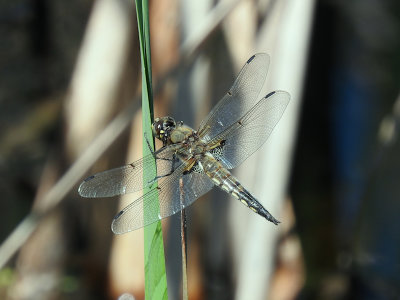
[78,53,290,234]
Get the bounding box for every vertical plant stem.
[179,178,188,300]
[135,0,168,299]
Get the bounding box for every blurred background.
[1,0,400,299]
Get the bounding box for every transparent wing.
[198,53,270,141]
[78,146,176,198]
[111,164,215,234]
[210,91,290,169]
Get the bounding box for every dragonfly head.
[152,116,176,145]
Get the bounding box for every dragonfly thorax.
[170,125,196,144]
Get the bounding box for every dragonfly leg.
[144,132,157,156]
[147,153,179,185]
[145,132,176,162]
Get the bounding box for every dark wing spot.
[265,91,276,98]
[113,210,124,220]
[227,91,232,96]
[237,120,243,126]
[247,54,256,64]
[83,175,95,182]
[130,163,136,169]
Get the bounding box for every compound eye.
[164,117,176,129]
[152,118,163,137]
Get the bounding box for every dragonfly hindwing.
[182,161,204,175]
[209,140,226,160]
[191,162,204,173]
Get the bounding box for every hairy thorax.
[170,125,208,161]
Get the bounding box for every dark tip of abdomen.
[259,207,280,225]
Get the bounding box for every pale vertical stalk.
[234,0,315,299]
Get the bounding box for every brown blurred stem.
[179,178,188,300]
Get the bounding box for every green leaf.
[135,0,168,299]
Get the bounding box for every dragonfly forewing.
[198,53,270,141]
[78,147,177,198]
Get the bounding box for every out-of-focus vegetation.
[1,0,400,299]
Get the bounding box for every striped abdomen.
[201,155,279,225]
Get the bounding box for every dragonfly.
[78,53,290,234]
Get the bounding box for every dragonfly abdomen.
[203,156,280,225]
[234,185,280,225]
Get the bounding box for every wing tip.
[78,176,95,197]
[78,182,89,198]
[265,90,291,99]
[265,91,291,108]
[111,210,126,235]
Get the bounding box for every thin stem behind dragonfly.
[179,177,188,300]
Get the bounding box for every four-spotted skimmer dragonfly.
[78,53,290,234]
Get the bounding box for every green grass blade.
[135,1,168,299]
